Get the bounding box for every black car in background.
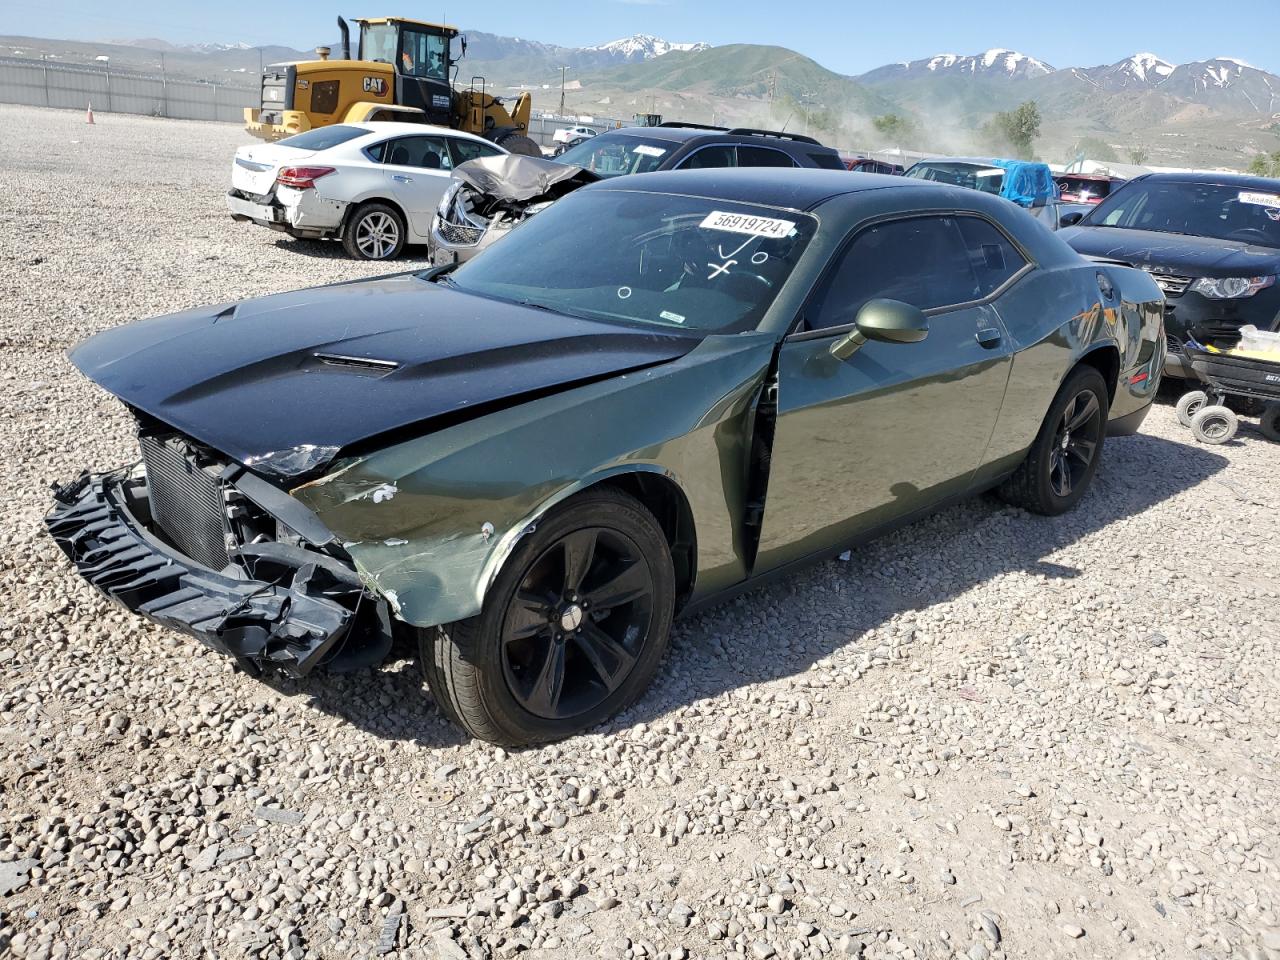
[1060,172,1280,378]
[845,157,905,175]
[551,122,845,175]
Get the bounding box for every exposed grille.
[1166,334,1185,354]
[140,435,229,571]
[436,220,485,246]
[1149,273,1192,297]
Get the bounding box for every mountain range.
[4,30,1279,169]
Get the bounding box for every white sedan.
[552,124,597,145]
[226,122,507,260]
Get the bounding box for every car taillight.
[276,166,336,189]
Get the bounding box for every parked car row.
[223,122,1280,394]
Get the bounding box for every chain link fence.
[0,57,255,122]
[0,58,922,164]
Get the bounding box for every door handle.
[392,174,414,183]
[975,328,1002,348]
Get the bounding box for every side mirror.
[459,35,468,57]
[829,299,930,360]
[1059,210,1085,228]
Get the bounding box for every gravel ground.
[1,104,1279,960]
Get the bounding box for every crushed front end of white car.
[430,154,597,265]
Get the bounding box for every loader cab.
[356,17,460,126]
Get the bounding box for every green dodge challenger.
[48,169,1165,745]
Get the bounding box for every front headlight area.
[1190,275,1276,299]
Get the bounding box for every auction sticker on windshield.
[1238,191,1280,208]
[700,211,797,239]
[633,145,667,158]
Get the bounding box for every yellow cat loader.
[244,16,539,155]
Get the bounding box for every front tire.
[1260,404,1280,443]
[421,488,675,746]
[998,365,1109,516]
[343,202,406,260]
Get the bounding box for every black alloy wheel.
[500,527,654,720]
[421,487,675,746]
[1048,388,1103,499]
[998,364,1109,516]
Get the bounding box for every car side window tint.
[809,216,983,331]
[956,217,1027,297]
[448,138,502,166]
[738,146,796,168]
[383,135,452,171]
[680,145,736,169]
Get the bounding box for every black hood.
[71,273,694,479]
[1060,225,1280,277]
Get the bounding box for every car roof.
[346,121,491,143]
[601,125,834,151]
[584,168,916,210]
[1137,171,1280,190]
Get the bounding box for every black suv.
[551,122,845,176]
[1061,172,1280,378]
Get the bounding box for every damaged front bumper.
[45,471,364,677]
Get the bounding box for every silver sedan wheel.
[354,211,400,259]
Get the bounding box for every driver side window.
[808,216,983,331]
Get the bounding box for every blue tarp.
[986,159,1058,207]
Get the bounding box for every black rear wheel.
[999,365,1109,515]
[421,488,674,745]
[493,132,542,157]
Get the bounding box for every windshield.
[361,23,397,64]
[1083,180,1280,248]
[554,133,679,178]
[444,190,817,334]
[905,162,1005,195]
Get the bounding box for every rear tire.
[1175,390,1208,427]
[1190,405,1238,444]
[342,202,406,260]
[1260,404,1280,443]
[998,365,1109,516]
[494,132,542,157]
[420,488,675,746]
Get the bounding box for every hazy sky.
[5,0,1278,75]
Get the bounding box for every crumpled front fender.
[291,336,775,627]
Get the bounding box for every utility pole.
[559,66,568,117]
[160,51,167,117]
[768,71,776,103]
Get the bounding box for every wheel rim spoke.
[1050,451,1071,497]
[573,623,636,693]
[581,559,650,612]
[506,590,552,641]
[1066,436,1096,466]
[1065,392,1099,433]
[525,639,567,715]
[561,529,598,593]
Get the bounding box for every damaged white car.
[430,154,598,265]
[226,121,507,260]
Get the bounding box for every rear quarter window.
[808,152,845,170]
[277,125,368,151]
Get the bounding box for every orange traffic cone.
[86,101,95,124]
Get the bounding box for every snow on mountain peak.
[1125,52,1174,80]
[589,34,709,60]
[912,49,1051,77]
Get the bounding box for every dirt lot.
[0,104,1278,960]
